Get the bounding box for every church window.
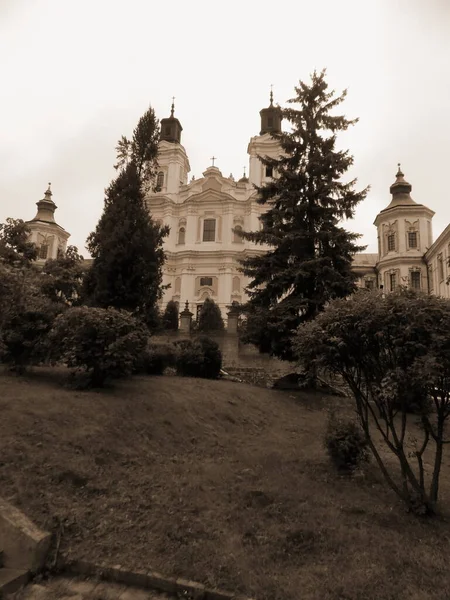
[267,117,274,128]
[265,166,273,178]
[233,225,243,243]
[389,272,397,292]
[178,227,185,245]
[364,279,374,290]
[165,125,171,136]
[408,231,418,248]
[438,254,444,281]
[156,171,164,191]
[387,233,396,252]
[39,244,48,260]
[410,271,421,290]
[200,277,213,287]
[203,219,216,242]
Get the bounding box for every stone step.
[0,568,29,599]
[223,366,267,373]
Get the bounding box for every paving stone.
[64,578,97,596]
[118,587,155,600]
[90,581,128,600]
[17,583,52,600]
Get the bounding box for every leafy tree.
[197,298,224,332]
[295,289,450,515]
[0,218,37,267]
[41,245,85,305]
[49,306,148,387]
[239,70,367,360]
[162,300,179,330]
[84,106,168,330]
[0,264,62,372]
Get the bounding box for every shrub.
[295,289,450,515]
[135,342,176,375]
[162,300,179,331]
[197,298,224,332]
[175,335,222,379]
[324,413,370,473]
[49,306,147,387]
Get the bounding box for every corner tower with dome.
[25,183,70,263]
[353,165,450,298]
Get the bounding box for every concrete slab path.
[10,576,177,600]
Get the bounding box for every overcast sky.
[1,0,449,254]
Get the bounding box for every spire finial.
[243,166,246,178]
[45,182,52,198]
[270,84,273,106]
[171,96,175,117]
[210,156,217,167]
[396,162,404,178]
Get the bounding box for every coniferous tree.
[162,300,179,330]
[240,70,368,360]
[84,107,168,329]
[197,298,225,332]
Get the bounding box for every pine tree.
[240,70,368,360]
[162,300,179,330]
[84,107,168,330]
[197,298,225,332]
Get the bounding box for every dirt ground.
[1,367,450,600]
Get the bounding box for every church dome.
[259,89,282,136]
[387,164,416,207]
[160,99,183,144]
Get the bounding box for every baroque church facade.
[25,97,450,317]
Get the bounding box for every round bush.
[135,342,176,375]
[324,414,370,473]
[49,306,148,387]
[175,336,222,379]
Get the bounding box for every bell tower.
[160,97,183,144]
[259,88,282,135]
[247,88,283,188]
[154,99,190,196]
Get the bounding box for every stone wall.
[152,331,292,374]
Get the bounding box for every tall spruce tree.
[240,70,368,360]
[84,107,168,329]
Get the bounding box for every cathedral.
[25,96,450,318]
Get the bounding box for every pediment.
[201,177,223,193]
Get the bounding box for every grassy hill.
[1,368,450,600]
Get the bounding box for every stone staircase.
[0,549,29,599]
[223,365,290,388]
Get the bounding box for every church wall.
[425,224,450,299]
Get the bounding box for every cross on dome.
[210,156,217,167]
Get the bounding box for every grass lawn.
[1,368,450,600]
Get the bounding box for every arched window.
[233,225,243,243]
[156,171,164,191]
[178,227,185,245]
[39,244,48,260]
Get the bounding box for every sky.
[1,0,449,254]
